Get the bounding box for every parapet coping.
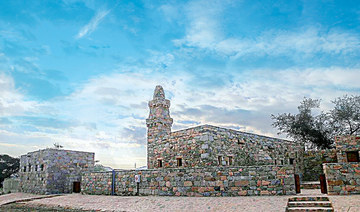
[86,165,294,173]
[323,162,360,165]
[171,124,298,144]
[22,148,95,156]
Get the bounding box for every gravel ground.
[1,190,359,212]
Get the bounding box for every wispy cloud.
[76,9,110,39]
[174,1,360,58]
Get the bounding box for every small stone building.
[323,136,360,195]
[146,86,304,175]
[335,135,360,163]
[19,148,94,194]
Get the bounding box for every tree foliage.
[271,95,360,149]
[0,154,19,188]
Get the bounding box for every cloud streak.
[76,9,110,39]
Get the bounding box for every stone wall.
[335,136,360,163]
[303,149,337,181]
[82,165,296,196]
[323,162,360,195]
[2,178,19,193]
[149,125,304,174]
[19,149,94,194]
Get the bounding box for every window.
[157,159,163,168]
[177,158,182,167]
[346,151,359,162]
[281,160,284,165]
[218,156,222,165]
[28,164,31,172]
[40,164,44,171]
[228,156,233,166]
[289,158,294,165]
[35,165,38,172]
[274,160,277,165]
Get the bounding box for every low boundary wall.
[323,162,360,195]
[82,165,295,196]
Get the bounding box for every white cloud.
[0,73,39,116]
[76,9,110,39]
[174,1,360,57]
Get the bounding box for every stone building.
[146,85,304,174]
[323,136,360,195]
[19,148,94,194]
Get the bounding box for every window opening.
[346,151,359,162]
[177,158,182,167]
[228,156,233,166]
[158,159,163,168]
[289,158,294,165]
[218,156,222,165]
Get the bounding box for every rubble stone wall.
[323,162,360,195]
[2,178,19,193]
[149,125,304,175]
[303,149,337,181]
[19,149,94,194]
[82,165,296,196]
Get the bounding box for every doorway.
[73,182,81,193]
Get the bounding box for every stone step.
[288,201,332,207]
[286,207,334,212]
[288,196,329,202]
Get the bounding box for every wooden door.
[294,174,301,193]
[320,174,327,194]
[73,182,81,193]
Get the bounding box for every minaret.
[146,85,173,168]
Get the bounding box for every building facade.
[146,85,304,174]
[19,148,94,194]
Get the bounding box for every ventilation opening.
[73,182,81,193]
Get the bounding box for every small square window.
[346,151,359,162]
[177,158,182,167]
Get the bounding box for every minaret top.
[153,85,165,100]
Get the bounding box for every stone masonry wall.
[20,149,94,194]
[303,149,337,181]
[323,162,360,195]
[82,165,296,196]
[149,125,304,175]
[335,136,360,163]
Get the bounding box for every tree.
[271,95,360,149]
[329,95,360,136]
[0,155,20,188]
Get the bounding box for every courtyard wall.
[82,165,296,196]
[303,149,337,181]
[323,162,360,195]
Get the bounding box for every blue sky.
[0,0,359,168]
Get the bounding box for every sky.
[0,0,360,169]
